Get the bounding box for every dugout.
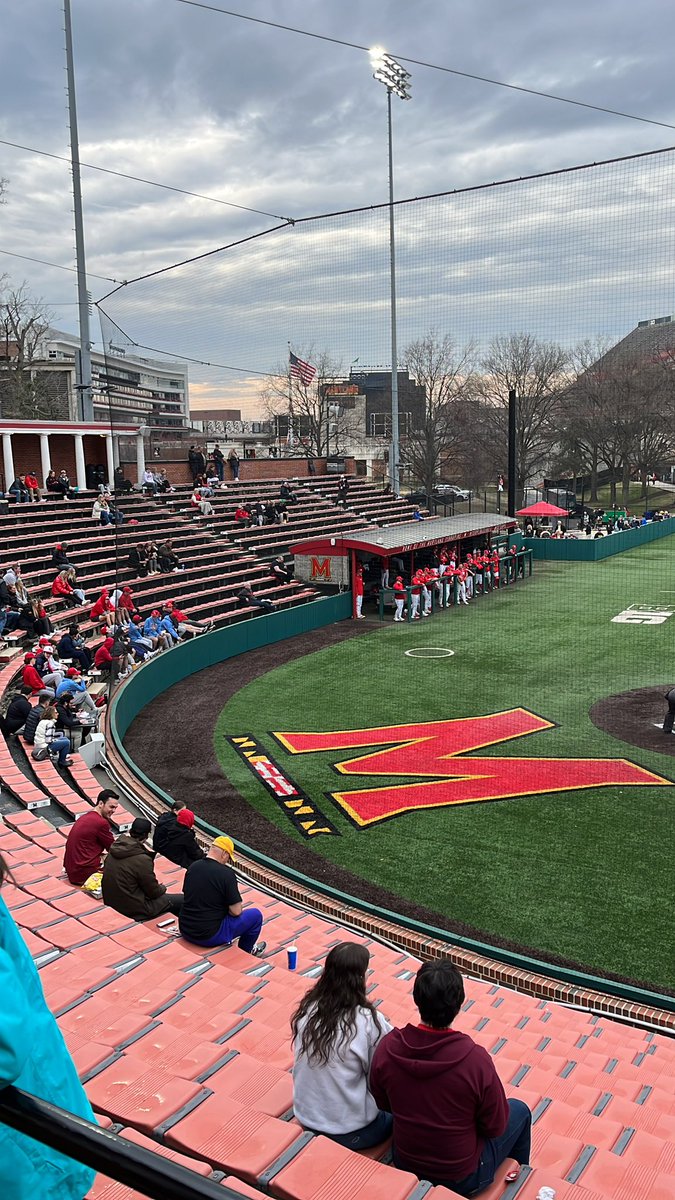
[291,512,518,618]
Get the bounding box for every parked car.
[435,484,472,502]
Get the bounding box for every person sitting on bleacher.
[101,817,184,922]
[179,835,265,955]
[270,556,291,584]
[34,639,64,690]
[92,495,124,525]
[22,690,52,744]
[57,624,92,673]
[127,543,148,577]
[127,614,154,659]
[279,480,297,503]
[154,807,205,870]
[157,608,180,646]
[90,587,115,628]
[22,653,55,699]
[50,542,72,571]
[31,703,74,767]
[157,539,183,573]
[153,798,187,856]
[234,503,252,527]
[237,582,275,613]
[291,942,393,1150]
[191,487,214,516]
[336,475,350,506]
[369,959,531,1196]
[0,688,31,738]
[253,500,266,526]
[52,567,86,607]
[55,692,90,752]
[146,541,160,574]
[55,667,100,718]
[93,636,116,677]
[24,470,42,501]
[117,585,140,620]
[63,789,119,885]
[0,579,23,634]
[8,475,29,503]
[114,464,133,493]
[143,609,174,650]
[55,469,75,497]
[142,467,158,494]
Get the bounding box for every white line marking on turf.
[404,647,455,659]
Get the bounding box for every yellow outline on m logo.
[310,556,332,581]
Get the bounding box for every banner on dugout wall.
[294,553,349,585]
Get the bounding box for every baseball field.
[213,539,675,993]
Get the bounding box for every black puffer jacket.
[156,820,205,871]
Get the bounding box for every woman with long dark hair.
[291,941,393,1149]
[0,851,96,1197]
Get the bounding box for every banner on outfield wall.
[294,553,349,585]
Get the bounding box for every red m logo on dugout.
[274,708,669,826]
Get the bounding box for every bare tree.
[260,349,350,458]
[481,333,570,510]
[401,331,479,497]
[0,281,56,418]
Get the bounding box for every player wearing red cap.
[354,567,365,619]
[393,576,406,622]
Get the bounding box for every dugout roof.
[291,512,517,557]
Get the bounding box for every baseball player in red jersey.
[393,576,406,621]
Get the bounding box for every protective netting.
[96,146,675,408]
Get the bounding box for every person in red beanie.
[153,805,205,871]
[22,653,54,698]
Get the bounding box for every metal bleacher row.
[2,803,675,1200]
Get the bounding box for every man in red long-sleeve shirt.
[369,960,531,1194]
[63,790,119,885]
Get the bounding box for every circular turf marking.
[404,647,455,659]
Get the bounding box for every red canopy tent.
[516,501,570,517]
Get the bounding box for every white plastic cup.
[536,1188,556,1200]
[287,945,298,971]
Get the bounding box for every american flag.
[289,351,316,387]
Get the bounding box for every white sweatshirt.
[293,1006,392,1134]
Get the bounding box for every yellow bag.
[81,871,103,897]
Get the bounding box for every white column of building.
[135,432,146,486]
[39,433,51,486]
[105,434,115,486]
[74,433,87,492]
[2,433,15,491]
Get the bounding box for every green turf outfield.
[215,540,675,991]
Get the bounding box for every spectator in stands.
[55,668,100,718]
[179,835,265,954]
[146,541,160,574]
[45,468,60,494]
[142,467,158,494]
[253,500,266,526]
[117,585,140,620]
[412,507,424,521]
[24,470,42,501]
[22,653,55,699]
[191,487,214,516]
[0,580,22,634]
[114,465,133,493]
[337,475,350,506]
[34,639,64,689]
[63,789,119,885]
[0,850,97,1200]
[31,703,74,767]
[369,959,531,1195]
[163,599,211,638]
[52,567,86,606]
[22,690,52,745]
[92,495,124,525]
[212,442,225,480]
[111,625,135,678]
[101,817,183,921]
[50,542,72,571]
[154,807,205,870]
[154,469,174,493]
[270,556,291,584]
[127,543,149,577]
[157,539,183,573]
[188,445,205,480]
[0,689,31,738]
[90,587,115,628]
[142,609,172,650]
[280,480,297,503]
[291,942,393,1149]
[234,503,252,527]
[7,475,29,503]
[93,635,116,677]
[156,608,180,646]
[57,625,92,673]
[19,598,53,639]
[153,798,186,857]
[227,448,240,480]
[55,469,75,498]
[55,692,90,751]
[128,614,154,659]
[237,582,275,613]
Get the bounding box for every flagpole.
[287,342,294,449]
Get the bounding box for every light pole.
[370,48,411,496]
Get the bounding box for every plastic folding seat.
[574,1149,675,1198]
[267,1134,420,1200]
[532,1098,623,1150]
[19,929,56,958]
[0,830,33,853]
[12,896,63,928]
[4,860,52,885]
[87,1126,213,1199]
[123,1021,234,1081]
[99,963,196,1011]
[613,1128,675,1175]
[528,1132,585,1177]
[221,1177,268,1199]
[21,875,75,901]
[85,1052,209,1134]
[62,1030,118,1080]
[57,994,157,1047]
[224,1021,294,1070]
[504,1170,595,1199]
[108,923,173,954]
[37,915,100,951]
[49,890,103,917]
[164,1091,303,1182]
[78,907,138,935]
[208,1050,294,1117]
[513,1069,603,1113]
[600,1094,675,1138]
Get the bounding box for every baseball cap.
[213,835,236,862]
[177,808,195,828]
[39,636,52,646]
[66,667,81,678]
[151,609,161,617]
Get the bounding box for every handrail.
[0,1086,253,1200]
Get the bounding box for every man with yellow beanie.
[178,835,265,955]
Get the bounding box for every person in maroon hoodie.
[369,960,531,1195]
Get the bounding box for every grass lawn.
[215,538,675,992]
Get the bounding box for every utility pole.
[64,0,93,422]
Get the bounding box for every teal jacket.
[0,896,96,1199]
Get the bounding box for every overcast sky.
[3,0,675,414]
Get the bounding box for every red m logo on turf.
[274,708,670,826]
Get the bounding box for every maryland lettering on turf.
[274,708,671,827]
[227,735,339,837]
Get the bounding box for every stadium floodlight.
[369,48,412,495]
